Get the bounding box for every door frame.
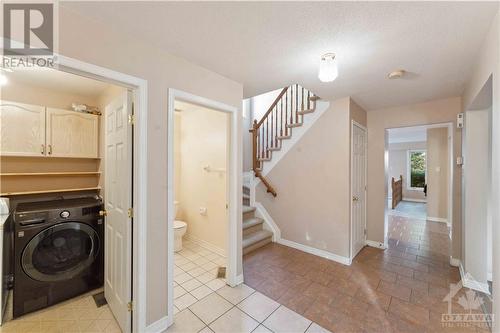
[55,55,148,333]
[167,89,240,327]
[350,120,367,260]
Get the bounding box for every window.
[408,150,426,189]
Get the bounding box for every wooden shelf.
[0,187,101,196]
[0,172,101,176]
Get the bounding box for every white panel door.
[46,108,99,158]
[351,123,367,258]
[0,101,46,156]
[104,91,132,333]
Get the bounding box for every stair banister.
[250,84,318,197]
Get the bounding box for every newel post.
[251,120,258,172]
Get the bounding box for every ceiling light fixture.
[318,53,338,83]
[388,69,406,79]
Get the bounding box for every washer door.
[22,222,100,282]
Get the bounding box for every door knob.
[99,210,107,217]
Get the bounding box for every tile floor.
[0,289,121,333]
[388,200,427,220]
[243,214,491,333]
[170,240,331,333]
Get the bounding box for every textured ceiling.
[62,1,498,110]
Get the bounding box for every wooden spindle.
[295,84,299,123]
[307,90,311,110]
[280,98,283,137]
[301,86,304,111]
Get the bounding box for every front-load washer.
[13,197,103,318]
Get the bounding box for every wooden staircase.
[242,185,272,254]
[250,84,319,197]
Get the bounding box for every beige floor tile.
[191,285,214,300]
[189,293,233,324]
[198,326,213,333]
[174,272,194,284]
[174,285,188,299]
[209,307,259,333]
[181,278,203,292]
[187,267,207,278]
[167,309,205,333]
[216,284,255,305]
[206,279,226,291]
[237,292,280,322]
[252,325,273,333]
[263,306,311,333]
[197,272,217,284]
[174,293,198,311]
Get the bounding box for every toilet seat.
[173,220,187,229]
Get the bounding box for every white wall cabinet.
[46,108,99,158]
[0,101,46,156]
[0,101,99,158]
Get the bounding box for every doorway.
[167,89,239,327]
[350,121,367,259]
[384,123,453,258]
[0,56,148,332]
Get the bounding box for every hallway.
[243,214,488,332]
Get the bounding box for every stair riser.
[243,210,255,220]
[243,236,272,255]
[243,223,264,236]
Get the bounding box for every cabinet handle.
[48,144,52,155]
[41,144,45,155]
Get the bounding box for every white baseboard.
[427,216,448,224]
[459,262,491,295]
[234,274,244,286]
[145,316,169,333]
[402,197,427,203]
[449,257,460,267]
[277,237,351,266]
[185,234,226,257]
[365,240,387,249]
[253,202,281,242]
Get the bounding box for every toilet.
[173,201,187,252]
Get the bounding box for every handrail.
[256,87,288,127]
[250,84,317,197]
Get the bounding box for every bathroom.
[172,100,230,310]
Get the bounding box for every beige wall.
[176,104,228,253]
[256,97,355,259]
[58,4,243,325]
[366,97,462,259]
[387,141,427,201]
[426,128,449,220]
[462,10,499,326]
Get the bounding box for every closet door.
[46,108,99,158]
[0,101,46,156]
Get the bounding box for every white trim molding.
[459,262,491,295]
[55,55,149,333]
[365,240,387,249]
[402,197,427,203]
[167,89,241,329]
[449,257,461,267]
[233,274,244,286]
[277,238,351,266]
[253,202,281,242]
[144,317,169,333]
[427,216,448,224]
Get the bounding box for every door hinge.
[128,114,135,125]
[128,208,134,218]
[127,301,133,312]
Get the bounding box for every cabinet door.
[0,101,46,156]
[46,108,99,158]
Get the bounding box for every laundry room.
[0,67,132,332]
